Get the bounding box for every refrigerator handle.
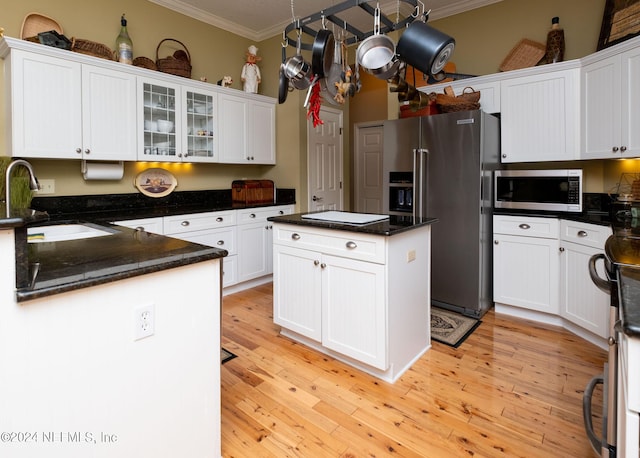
[413,148,428,219]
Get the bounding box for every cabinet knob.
[279,211,284,215]
[216,217,223,222]
[577,230,588,238]
[502,153,507,158]
[217,240,224,246]
[291,233,300,240]
[320,263,327,269]
[346,241,358,249]
[76,148,82,154]
[518,223,530,230]
[84,149,90,154]
[250,213,256,218]
[559,247,565,252]
[265,225,269,230]
[181,221,190,227]
[494,240,499,245]
[313,260,320,266]
[613,146,619,152]
[621,146,627,152]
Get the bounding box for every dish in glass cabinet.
[135,168,177,198]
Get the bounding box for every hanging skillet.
[312,25,334,78]
[278,43,289,104]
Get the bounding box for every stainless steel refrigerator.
[382,110,501,318]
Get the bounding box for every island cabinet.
[5,49,137,160]
[581,46,640,159]
[272,222,431,383]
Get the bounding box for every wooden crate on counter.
[232,180,274,205]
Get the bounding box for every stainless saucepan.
[283,31,311,85]
[356,6,400,80]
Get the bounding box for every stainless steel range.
[585,215,640,457]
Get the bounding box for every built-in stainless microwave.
[494,169,582,212]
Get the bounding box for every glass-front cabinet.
[138,78,218,162]
[183,88,217,162]
[139,79,181,162]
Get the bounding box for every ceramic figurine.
[241,45,261,93]
[217,75,233,87]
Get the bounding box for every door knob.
[312,195,323,202]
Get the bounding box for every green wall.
[1,0,623,205]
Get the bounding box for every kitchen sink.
[27,223,120,243]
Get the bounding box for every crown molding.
[148,0,504,41]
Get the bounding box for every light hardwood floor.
[221,283,606,457]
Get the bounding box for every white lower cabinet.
[559,220,611,338]
[493,215,560,314]
[163,211,237,288]
[236,205,293,283]
[272,222,431,382]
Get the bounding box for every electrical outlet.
[133,304,155,341]
[407,249,416,262]
[36,179,55,195]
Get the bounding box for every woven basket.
[71,37,116,60]
[499,39,545,72]
[156,38,191,78]
[133,56,157,71]
[436,86,481,112]
[21,12,63,39]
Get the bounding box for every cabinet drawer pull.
[621,146,627,152]
[320,263,327,269]
[217,240,224,246]
[250,213,256,218]
[84,149,90,154]
[76,148,82,154]
[181,221,190,227]
[518,223,530,230]
[291,233,301,240]
[577,230,588,237]
[216,217,223,222]
[346,241,358,249]
[279,210,284,215]
[313,260,320,266]
[613,146,619,152]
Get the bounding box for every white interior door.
[307,107,343,212]
[353,122,384,213]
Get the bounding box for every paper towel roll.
[82,161,124,181]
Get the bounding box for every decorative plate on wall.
[134,168,177,198]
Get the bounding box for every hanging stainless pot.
[312,28,334,78]
[283,31,311,84]
[355,6,400,80]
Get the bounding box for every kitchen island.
[0,210,225,457]
[268,212,437,383]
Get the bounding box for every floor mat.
[221,347,237,364]
[431,307,481,348]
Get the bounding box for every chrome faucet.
[5,159,40,216]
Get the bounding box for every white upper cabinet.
[6,50,136,160]
[582,46,640,159]
[217,93,275,164]
[500,68,580,163]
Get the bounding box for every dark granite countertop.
[493,208,613,227]
[17,221,227,303]
[617,266,640,338]
[268,212,438,236]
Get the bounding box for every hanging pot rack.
[283,0,424,49]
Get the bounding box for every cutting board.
[301,211,389,225]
